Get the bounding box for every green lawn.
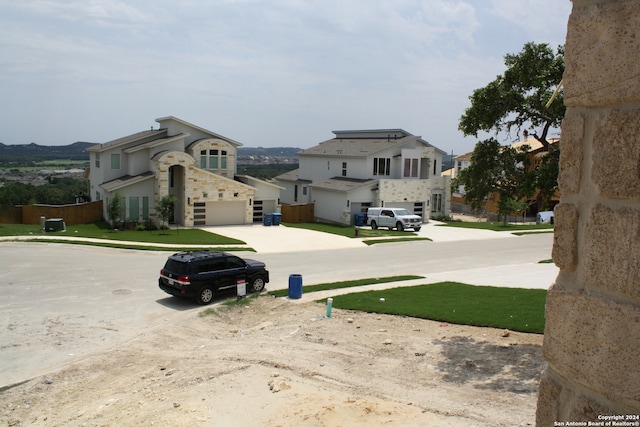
[284,220,552,238]
[0,221,245,245]
[267,275,424,298]
[437,221,554,232]
[283,221,415,238]
[319,282,547,334]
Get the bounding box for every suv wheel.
[197,286,214,305]
[249,276,266,293]
[371,221,378,230]
[396,222,404,231]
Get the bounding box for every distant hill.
[0,142,301,166]
[237,147,301,157]
[0,142,93,164]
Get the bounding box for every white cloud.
[0,0,573,152]
[488,0,570,46]
[8,0,153,26]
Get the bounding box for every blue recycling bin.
[354,213,365,226]
[263,214,273,226]
[288,274,303,299]
[272,212,282,226]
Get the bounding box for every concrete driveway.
[199,220,521,253]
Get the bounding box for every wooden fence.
[0,206,22,224]
[0,201,104,225]
[281,203,314,223]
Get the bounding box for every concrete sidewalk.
[283,261,559,304]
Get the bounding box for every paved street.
[0,224,556,388]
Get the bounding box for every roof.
[300,135,423,157]
[455,136,561,160]
[87,116,244,154]
[86,129,169,153]
[274,168,313,183]
[441,168,455,177]
[332,129,412,139]
[100,171,155,192]
[300,128,446,158]
[510,136,559,152]
[123,133,189,154]
[308,177,377,192]
[234,174,285,190]
[454,152,473,161]
[155,116,243,147]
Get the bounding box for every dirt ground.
[0,296,544,427]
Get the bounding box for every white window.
[110,153,120,170]
[221,150,227,169]
[209,150,218,169]
[205,149,227,170]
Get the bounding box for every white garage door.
[205,201,246,225]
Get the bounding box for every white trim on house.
[276,128,450,224]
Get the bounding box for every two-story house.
[276,129,450,225]
[87,116,282,227]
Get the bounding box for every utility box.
[45,218,66,232]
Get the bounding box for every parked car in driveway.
[366,207,423,231]
[159,251,269,304]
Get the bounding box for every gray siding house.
[276,129,450,225]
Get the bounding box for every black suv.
[159,251,269,304]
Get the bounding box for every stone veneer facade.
[154,150,254,227]
[536,0,640,423]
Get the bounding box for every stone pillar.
[536,0,640,424]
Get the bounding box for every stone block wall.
[536,0,640,423]
[378,177,451,217]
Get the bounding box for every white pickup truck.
[366,207,423,232]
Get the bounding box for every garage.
[205,201,246,225]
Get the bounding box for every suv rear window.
[163,259,189,275]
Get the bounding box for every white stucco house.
[276,129,451,225]
[87,116,282,227]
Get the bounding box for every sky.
[0,0,571,154]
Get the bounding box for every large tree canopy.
[456,42,564,213]
[453,138,535,221]
[459,42,565,151]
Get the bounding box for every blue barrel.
[263,214,273,226]
[354,213,365,226]
[288,274,303,299]
[272,212,282,226]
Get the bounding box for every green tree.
[452,138,503,212]
[534,154,560,211]
[106,193,124,231]
[458,42,564,211]
[157,195,176,229]
[459,42,565,150]
[453,138,535,220]
[0,177,88,206]
[0,182,36,206]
